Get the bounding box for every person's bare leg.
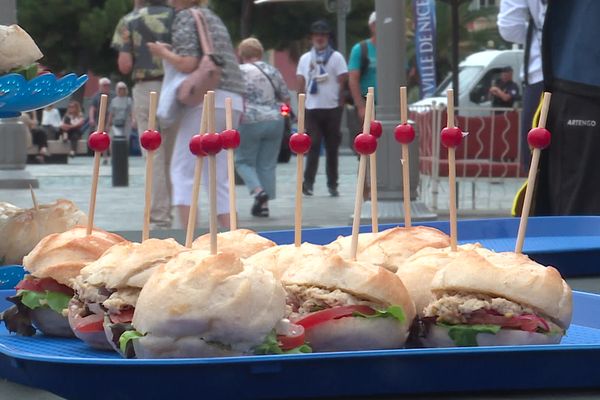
[177,205,191,229]
[217,213,230,230]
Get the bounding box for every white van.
[411,49,524,114]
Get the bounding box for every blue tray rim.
[0,291,597,366]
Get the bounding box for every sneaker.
[328,187,339,197]
[302,183,313,196]
[251,190,269,217]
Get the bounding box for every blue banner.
[413,0,437,98]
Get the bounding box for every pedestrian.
[111,0,176,229]
[148,0,245,229]
[297,20,348,197]
[107,82,134,164]
[60,101,85,158]
[22,112,48,163]
[88,77,112,132]
[498,0,547,172]
[41,104,62,140]
[489,66,520,108]
[348,11,377,122]
[236,38,291,217]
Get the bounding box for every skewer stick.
[294,94,306,247]
[87,94,108,235]
[142,91,158,241]
[225,98,237,231]
[207,91,218,255]
[400,86,412,227]
[29,185,39,211]
[447,89,458,251]
[185,94,208,248]
[368,87,379,233]
[350,92,374,260]
[515,92,552,253]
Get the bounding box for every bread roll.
[0,199,87,265]
[246,242,334,279]
[192,229,275,259]
[23,226,126,287]
[327,226,450,272]
[0,24,43,72]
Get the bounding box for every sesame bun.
[0,24,43,72]
[22,226,126,287]
[192,229,275,259]
[430,248,572,328]
[327,226,450,272]
[0,199,86,265]
[396,244,482,316]
[132,251,285,358]
[246,242,335,279]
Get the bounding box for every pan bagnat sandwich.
[0,24,43,79]
[117,251,311,358]
[0,199,87,265]
[69,239,186,350]
[1,226,125,337]
[327,226,451,272]
[246,242,335,280]
[281,253,416,352]
[192,229,275,259]
[421,248,572,347]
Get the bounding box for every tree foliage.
[17,0,132,75]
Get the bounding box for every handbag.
[176,9,221,107]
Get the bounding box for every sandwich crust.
[192,229,275,259]
[133,251,286,357]
[246,242,335,279]
[22,226,126,287]
[327,226,450,272]
[430,248,572,327]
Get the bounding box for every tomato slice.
[109,308,135,324]
[277,323,305,350]
[467,310,549,333]
[15,277,73,296]
[294,305,375,330]
[75,313,105,333]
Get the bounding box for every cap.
[310,20,331,34]
[368,11,376,26]
[116,81,127,89]
[501,66,513,72]
[99,77,111,85]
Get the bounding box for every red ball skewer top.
[394,123,415,144]
[199,133,223,155]
[354,132,378,155]
[289,132,312,154]
[369,120,383,138]
[220,129,241,149]
[140,129,162,151]
[527,127,551,149]
[88,131,110,152]
[441,126,463,148]
[189,134,208,157]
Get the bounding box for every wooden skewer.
[142,91,158,242]
[185,94,208,248]
[446,89,458,251]
[87,94,108,235]
[29,185,39,211]
[368,87,379,233]
[207,91,218,255]
[350,92,374,260]
[294,94,306,247]
[225,97,237,231]
[400,86,412,227]
[515,92,552,253]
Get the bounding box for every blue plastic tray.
[261,216,600,277]
[0,289,598,399]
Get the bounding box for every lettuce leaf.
[18,290,71,313]
[253,331,312,355]
[438,323,501,347]
[353,305,406,323]
[119,330,144,355]
[9,63,38,80]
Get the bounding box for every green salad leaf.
[18,290,71,314]
[253,331,312,355]
[119,330,144,354]
[438,323,501,347]
[9,63,38,80]
[353,305,406,323]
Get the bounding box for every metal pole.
[336,0,349,57]
[0,0,16,25]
